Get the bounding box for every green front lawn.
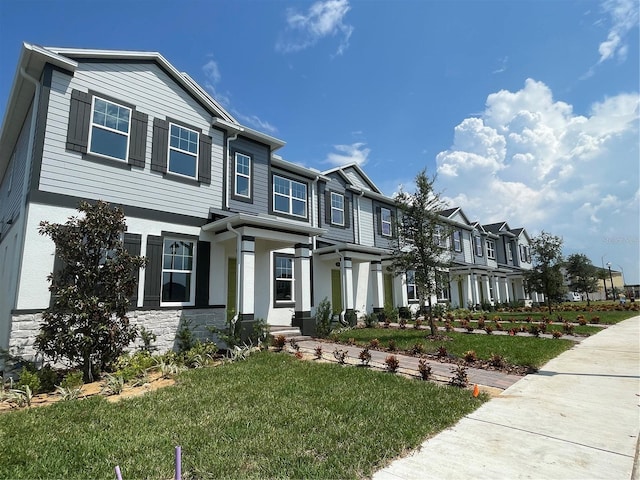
[334,329,574,369]
[470,309,637,325]
[0,351,484,479]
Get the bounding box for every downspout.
[227,222,241,327]
[224,132,239,210]
[311,175,320,250]
[13,67,41,312]
[336,248,348,326]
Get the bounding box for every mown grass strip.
[0,351,485,479]
[334,328,574,368]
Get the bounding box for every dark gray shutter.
[143,235,163,307]
[66,89,91,153]
[151,118,169,174]
[128,111,148,168]
[324,189,332,225]
[198,134,212,184]
[195,240,210,307]
[391,210,397,237]
[376,207,382,235]
[123,233,142,306]
[49,249,66,307]
[344,197,351,229]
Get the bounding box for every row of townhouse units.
[0,44,540,361]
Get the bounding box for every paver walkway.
[372,315,640,480]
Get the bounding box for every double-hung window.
[406,270,418,301]
[381,207,392,237]
[487,240,496,259]
[474,235,483,256]
[507,243,513,261]
[453,231,462,252]
[331,192,345,226]
[435,225,447,247]
[234,153,251,198]
[89,96,131,161]
[273,175,307,218]
[168,123,199,178]
[161,239,195,305]
[274,254,294,303]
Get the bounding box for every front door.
[384,274,393,307]
[227,258,237,321]
[331,269,342,314]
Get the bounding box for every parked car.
[565,292,582,302]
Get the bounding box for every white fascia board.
[202,212,326,237]
[346,186,395,205]
[271,156,327,180]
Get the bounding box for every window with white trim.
[435,225,447,247]
[330,192,345,226]
[274,254,294,303]
[161,239,195,305]
[381,207,392,237]
[89,96,131,161]
[487,240,496,259]
[474,235,483,257]
[235,152,251,198]
[168,123,199,178]
[273,175,307,217]
[406,270,418,301]
[453,230,462,252]
[507,242,513,261]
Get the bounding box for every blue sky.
[1,0,639,283]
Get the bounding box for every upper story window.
[507,242,513,261]
[273,175,307,218]
[234,153,251,198]
[520,245,531,263]
[161,239,195,306]
[274,254,294,303]
[89,96,131,161]
[474,235,483,257]
[453,230,462,252]
[168,123,199,178]
[331,192,345,226]
[435,225,448,247]
[487,240,496,259]
[381,207,392,237]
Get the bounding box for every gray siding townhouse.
[0,44,404,365]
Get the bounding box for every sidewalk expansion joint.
[468,417,635,459]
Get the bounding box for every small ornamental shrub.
[477,318,485,329]
[484,325,494,335]
[384,355,400,373]
[289,338,300,352]
[101,374,125,396]
[449,365,469,388]
[538,322,548,334]
[525,316,533,323]
[529,324,540,337]
[347,338,356,346]
[489,353,506,368]
[364,313,378,328]
[437,346,448,358]
[563,322,575,335]
[552,330,563,338]
[60,370,84,390]
[399,318,408,329]
[333,348,347,365]
[464,321,474,333]
[590,316,600,324]
[314,345,323,360]
[17,368,41,395]
[418,359,432,380]
[492,315,502,322]
[114,351,156,381]
[494,322,503,331]
[387,339,397,352]
[369,338,380,349]
[358,347,372,366]
[37,365,59,393]
[410,342,425,355]
[272,335,286,352]
[315,298,333,338]
[463,350,478,363]
[294,351,304,360]
[413,318,423,329]
[444,321,454,332]
[577,316,587,326]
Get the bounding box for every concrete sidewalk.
[373,315,640,480]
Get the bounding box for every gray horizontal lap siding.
[319,178,354,244]
[38,65,224,219]
[228,136,270,215]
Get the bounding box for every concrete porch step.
[268,326,303,338]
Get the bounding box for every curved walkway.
[372,315,640,480]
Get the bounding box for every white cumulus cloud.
[598,0,639,63]
[276,0,354,56]
[325,142,370,166]
[436,79,640,280]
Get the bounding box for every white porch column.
[465,273,474,308]
[492,276,501,304]
[238,235,255,320]
[342,257,355,311]
[294,243,312,319]
[502,277,510,303]
[483,276,492,305]
[471,273,480,307]
[370,260,384,313]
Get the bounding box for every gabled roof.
[483,222,516,237]
[510,227,531,242]
[440,206,472,225]
[322,163,382,194]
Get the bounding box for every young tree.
[36,201,146,382]
[391,170,453,336]
[523,231,566,315]
[565,254,600,306]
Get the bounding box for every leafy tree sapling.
[35,201,146,382]
[565,253,600,306]
[523,231,566,315]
